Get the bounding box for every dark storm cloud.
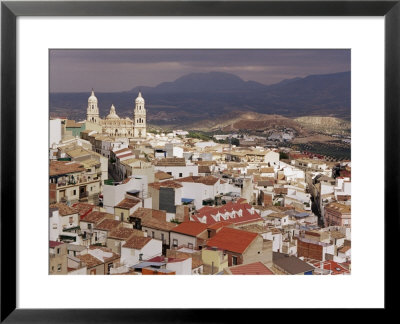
[50,49,350,92]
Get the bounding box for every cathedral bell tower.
[86,89,100,124]
[133,92,146,138]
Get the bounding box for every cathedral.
[86,90,147,139]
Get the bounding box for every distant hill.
[50,71,351,126]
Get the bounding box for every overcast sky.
[49,49,350,93]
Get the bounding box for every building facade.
[86,90,147,139]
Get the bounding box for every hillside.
[294,116,351,135]
[50,71,351,126]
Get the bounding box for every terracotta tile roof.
[325,202,351,214]
[154,171,174,180]
[198,165,211,173]
[118,152,135,160]
[228,262,274,275]
[81,211,113,224]
[338,245,351,253]
[148,180,182,190]
[95,219,121,231]
[77,246,119,268]
[207,221,233,230]
[49,203,78,216]
[114,148,132,155]
[171,221,208,237]
[122,236,152,250]
[108,227,142,240]
[176,175,219,186]
[72,203,95,219]
[77,253,103,268]
[142,218,178,232]
[130,207,166,221]
[49,161,85,176]
[193,202,262,226]
[206,227,258,254]
[312,260,350,275]
[155,157,186,166]
[260,167,274,173]
[116,197,141,209]
[49,241,63,248]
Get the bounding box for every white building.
[102,176,150,214]
[49,119,62,147]
[121,237,162,267]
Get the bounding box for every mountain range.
[50,71,351,126]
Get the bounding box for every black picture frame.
[1,0,397,322]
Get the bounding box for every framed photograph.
[1,0,397,321]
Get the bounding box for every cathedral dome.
[135,92,145,104]
[88,89,98,103]
[106,104,120,119]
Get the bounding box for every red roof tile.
[176,175,219,186]
[148,180,182,189]
[122,236,152,250]
[171,221,208,237]
[206,227,258,254]
[49,241,63,248]
[49,203,78,216]
[228,262,274,275]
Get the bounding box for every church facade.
[86,90,147,139]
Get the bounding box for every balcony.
[56,177,99,188]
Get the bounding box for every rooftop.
[108,227,142,240]
[206,227,259,254]
[49,241,63,248]
[81,211,114,224]
[94,219,121,231]
[325,202,351,214]
[154,171,174,181]
[171,221,209,237]
[148,180,182,190]
[155,157,186,167]
[122,236,152,250]
[228,262,274,275]
[49,161,84,176]
[49,203,78,216]
[273,252,314,274]
[116,197,141,209]
[176,175,219,186]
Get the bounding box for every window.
[69,216,73,224]
[107,263,113,274]
[232,256,238,266]
[73,190,76,195]
[179,173,183,178]
[152,231,155,238]
[57,264,62,272]
[172,239,178,247]
[51,266,54,272]
[88,223,92,229]
[57,248,60,255]
[188,243,193,249]
[161,233,165,243]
